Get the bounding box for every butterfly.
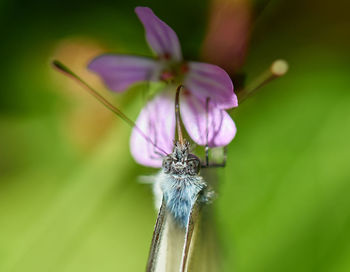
[53,61,225,272]
[145,85,226,272]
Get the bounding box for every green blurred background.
[1,0,350,271]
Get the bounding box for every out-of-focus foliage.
[0,0,349,271]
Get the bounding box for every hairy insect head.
[162,140,200,176]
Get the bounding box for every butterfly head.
[162,140,200,176]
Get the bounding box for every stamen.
[160,71,174,82]
[237,59,289,103]
[180,63,189,74]
[163,52,171,60]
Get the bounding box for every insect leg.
[200,97,228,169]
[204,145,209,168]
[202,146,227,168]
[146,198,167,272]
[205,97,210,167]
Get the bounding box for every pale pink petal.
[184,61,238,109]
[180,92,236,147]
[130,91,175,167]
[88,54,160,92]
[135,7,182,61]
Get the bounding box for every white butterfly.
[53,61,222,272]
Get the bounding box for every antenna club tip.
[52,59,62,69]
[271,59,289,76]
[51,59,75,77]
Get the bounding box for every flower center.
[160,61,189,84]
[182,89,191,96]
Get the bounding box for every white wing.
[146,196,205,272]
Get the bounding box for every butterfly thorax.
[159,141,207,228]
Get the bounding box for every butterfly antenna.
[52,60,167,155]
[175,85,184,145]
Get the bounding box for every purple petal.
[184,61,238,109]
[135,7,182,61]
[180,92,236,147]
[88,54,160,92]
[130,91,175,167]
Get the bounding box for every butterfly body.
[51,61,220,272]
[155,141,210,228]
[158,169,206,228]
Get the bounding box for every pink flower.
[88,7,238,167]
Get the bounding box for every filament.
[237,59,289,103]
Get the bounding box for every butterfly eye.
[162,156,173,173]
[187,158,200,175]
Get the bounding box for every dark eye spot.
[162,156,173,173]
[187,158,200,175]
